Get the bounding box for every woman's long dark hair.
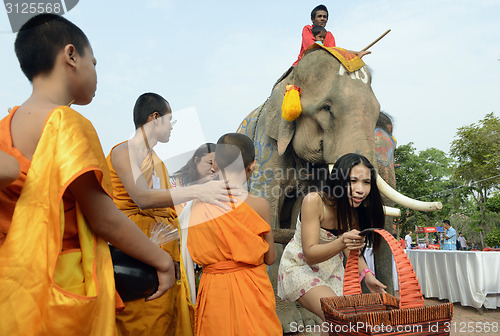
[322,153,385,250]
[174,143,216,186]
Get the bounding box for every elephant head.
[239,48,387,231]
[238,47,439,231]
[266,48,379,167]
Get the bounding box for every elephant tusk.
[377,174,442,211]
[329,164,334,174]
[383,206,401,217]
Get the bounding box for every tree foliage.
[450,113,500,224]
[392,113,500,247]
[394,143,461,233]
[486,193,500,213]
[484,226,500,248]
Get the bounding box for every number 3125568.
[5,2,62,14]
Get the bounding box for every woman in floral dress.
[278,153,387,320]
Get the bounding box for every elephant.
[238,47,386,235]
[237,46,440,332]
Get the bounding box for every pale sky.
[1,0,499,172]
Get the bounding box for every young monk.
[187,133,282,336]
[0,14,174,335]
[107,93,238,336]
[0,150,20,190]
[293,4,370,66]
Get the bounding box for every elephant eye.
[320,103,332,113]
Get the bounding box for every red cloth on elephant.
[293,24,336,66]
[187,199,282,336]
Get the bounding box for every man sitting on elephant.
[293,4,371,66]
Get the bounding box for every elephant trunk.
[376,174,442,211]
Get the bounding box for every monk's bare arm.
[0,150,20,190]
[110,144,233,209]
[247,195,277,265]
[69,171,175,300]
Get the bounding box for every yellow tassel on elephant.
[281,85,302,121]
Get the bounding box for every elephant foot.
[297,304,322,327]
[277,296,323,333]
[276,298,303,333]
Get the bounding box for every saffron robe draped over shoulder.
[0,108,81,250]
[0,106,117,336]
[107,144,194,336]
[187,199,282,336]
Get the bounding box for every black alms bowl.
[109,245,159,302]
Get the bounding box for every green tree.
[486,193,500,213]
[484,226,500,248]
[394,143,460,233]
[450,113,500,225]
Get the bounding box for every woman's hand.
[146,251,175,301]
[341,229,366,250]
[364,272,387,294]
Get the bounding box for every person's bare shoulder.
[111,141,128,156]
[303,191,323,207]
[244,194,270,222]
[109,141,130,164]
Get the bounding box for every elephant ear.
[274,117,295,156]
[265,68,296,156]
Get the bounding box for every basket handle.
[342,228,424,309]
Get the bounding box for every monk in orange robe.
[107,93,238,336]
[0,14,174,335]
[107,142,193,336]
[187,133,282,336]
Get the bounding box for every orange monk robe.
[188,199,282,336]
[0,107,117,335]
[0,107,79,251]
[107,144,194,336]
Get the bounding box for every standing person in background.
[405,230,413,249]
[0,14,174,335]
[457,232,467,251]
[107,93,239,336]
[293,4,370,66]
[442,220,457,250]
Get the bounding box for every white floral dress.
[277,216,344,301]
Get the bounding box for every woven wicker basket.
[321,229,453,336]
